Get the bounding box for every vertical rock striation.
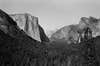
[10,13,49,42]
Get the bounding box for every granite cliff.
[10,14,49,42]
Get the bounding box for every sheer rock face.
[51,16,100,44]
[10,14,49,42]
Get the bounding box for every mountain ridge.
[50,16,100,44]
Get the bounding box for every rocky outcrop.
[50,16,100,44]
[10,13,49,42]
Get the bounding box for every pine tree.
[82,27,99,66]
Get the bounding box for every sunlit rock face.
[50,16,100,44]
[10,14,49,42]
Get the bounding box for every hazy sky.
[0,0,100,32]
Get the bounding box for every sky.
[0,0,100,33]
